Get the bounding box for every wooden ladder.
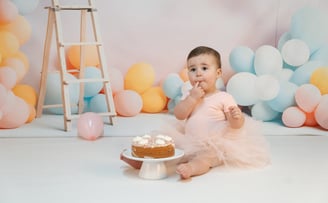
[36,0,116,131]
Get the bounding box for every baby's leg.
[120,153,142,169]
[176,158,211,179]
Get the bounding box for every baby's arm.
[174,82,203,120]
[225,106,245,129]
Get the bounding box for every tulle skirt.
[159,114,271,169]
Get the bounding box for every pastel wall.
[21,0,328,90]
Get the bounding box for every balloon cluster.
[46,45,168,117]
[0,0,40,129]
[227,6,328,130]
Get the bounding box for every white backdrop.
[21,0,328,90]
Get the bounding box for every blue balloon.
[251,101,280,121]
[277,32,292,51]
[310,45,328,64]
[229,46,255,73]
[267,81,298,112]
[83,66,103,98]
[162,73,183,99]
[88,94,108,113]
[44,73,79,115]
[289,60,324,85]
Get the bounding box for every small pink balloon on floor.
[77,112,104,141]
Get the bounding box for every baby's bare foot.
[176,163,192,179]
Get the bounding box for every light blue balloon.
[310,45,328,64]
[83,66,103,98]
[289,60,324,85]
[251,101,280,121]
[267,81,298,112]
[44,73,79,115]
[88,94,108,113]
[277,32,292,51]
[229,46,255,73]
[11,0,40,15]
[290,6,328,53]
[162,73,183,99]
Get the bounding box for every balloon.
[0,84,8,108]
[162,73,183,99]
[277,32,292,51]
[44,73,80,115]
[26,104,36,123]
[12,51,29,70]
[124,62,155,94]
[226,72,259,106]
[0,0,18,24]
[107,67,124,94]
[272,68,293,82]
[255,75,280,101]
[251,102,280,121]
[81,66,103,98]
[216,78,225,91]
[254,45,283,76]
[310,67,328,95]
[0,94,29,129]
[295,84,321,113]
[2,57,26,82]
[0,67,17,89]
[314,95,328,130]
[67,45,100,68]
[267,81,298,112]
[282,106,306,128]
[0,31,19,58]
[281,39,310,67]
[179,65,188,82]
[88,94,109,113]
[12,84,37,106]
[289,60,324,86]
[310,45,328,64]
[141,86,167,113]
[229,46,255,73]
[77,112,104,141]
[0,15,32,45]
[304,111,318,127]
[11,0,40,15]
[113,90,142,117]
[290,6,328,53]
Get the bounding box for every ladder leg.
[78,10,87,114]
[36,8,55,117]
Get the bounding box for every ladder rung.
[45,6,97,11]
[60,42,102,47]
[64,78,108,84]
[68,112,116,120]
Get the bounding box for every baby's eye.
[202,66,208,71]
[189,68,196,72]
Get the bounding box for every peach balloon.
[12,51,29,71]
[77,112,104,141]
[114,90,142,117]
[179,65,189,82]
[0,95,29,129]
[304,111,318,127]
[310,67,328,95]
[314,95,328,130]
[0,31,20,58]
[0,15,32,45]
[0,84,8,108]
[295,84,321,113]
[67,45,100,68]
[0,0,19,24]
[26,104,36,123]
[282,106,306,128]
[2,58,26,82]
[124,62,155,94]
[0,67,17,89]
[12,84,37,106]
[141,86,168,113]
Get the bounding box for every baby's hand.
[228,106,242,119]
[189,82,204,100]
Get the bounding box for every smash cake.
[131,134,175,158]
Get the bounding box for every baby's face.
[187,54,221,94]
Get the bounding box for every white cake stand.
[122,149,184,180]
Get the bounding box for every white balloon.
[254,45,283,76]
[256,75,280,100]
[281,39,310,66]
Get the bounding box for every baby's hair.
[187,46,221,69]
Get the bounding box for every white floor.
[0,113,327,203]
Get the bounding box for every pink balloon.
[114,90,142,117]
[0,67,17,89]
[77,112,104,140]
[314,95,328,130]
[108,67,124,94]
[282,106,306,128]
[0,0,19,24]
[295,84,321,113]
[0,84,8,108]
[0,95,29,129]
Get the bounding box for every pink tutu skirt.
[159,114,271,169]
